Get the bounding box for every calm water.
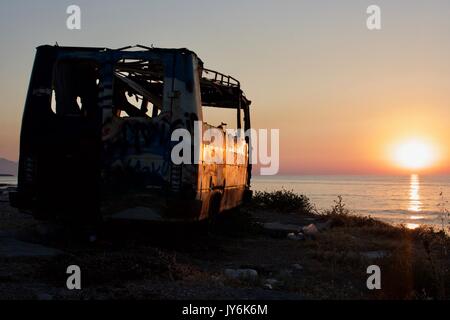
[253,175,450,230]
[2,175,450,229]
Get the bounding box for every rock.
[287,232,305,241]
[263,278,279,289]
[302,224,319,237]
[224,268,258,282]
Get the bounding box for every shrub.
[322,196,387,228]
[251,188,315,214]
[326,195,349,216]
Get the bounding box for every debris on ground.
[302,224,319,238]
[287,232,305,241]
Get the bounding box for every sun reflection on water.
[407,174,422,229]
[408,174,421,212]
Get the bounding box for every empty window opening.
[53,59,99,117]
[202,106,242,130]
[113,59,164,118]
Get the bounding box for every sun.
[392,139,437,170]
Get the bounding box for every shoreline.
[1,181,447,231]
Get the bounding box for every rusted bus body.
[10,45,252,223]
[198,122,250,220]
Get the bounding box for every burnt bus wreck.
[10,45,252,224]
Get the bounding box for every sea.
[1,174,449,230]
[252,174,450,230]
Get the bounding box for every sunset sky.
[0,0,449,175]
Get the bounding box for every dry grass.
[246,191,450,299]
